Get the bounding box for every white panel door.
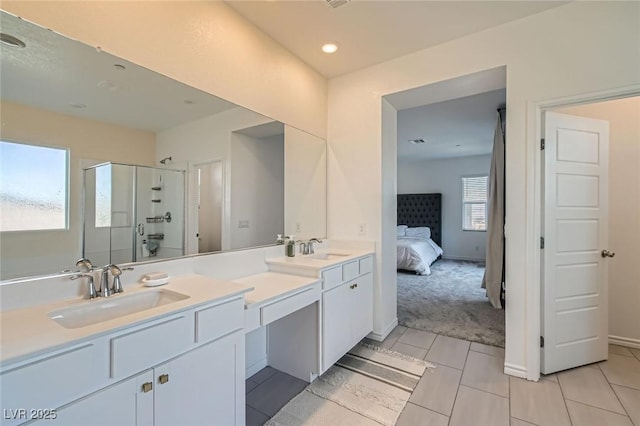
[542,111,610,374]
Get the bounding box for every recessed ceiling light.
[322,43,338,54]
[0,33,26,48]
[408,138,426,144]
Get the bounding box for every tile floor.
[246,326,640,425]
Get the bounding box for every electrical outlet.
[475,245,480,251]
[358,223,367,236]
[238,220,249,229]
[295,222,302,233]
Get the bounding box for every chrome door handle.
[601,249,616,258]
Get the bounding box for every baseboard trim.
[367,318,398,342]
[246,357,268,378]
[609,335,640,349]
[441,255,485,262]
[504,363,527,379]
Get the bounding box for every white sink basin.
[307,252,350,260]
[49,289,190,329]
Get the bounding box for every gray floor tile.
[249,366,278,384]
[246,371,307,417]
[363,326,407,349]
[426,335,470,370]
[449,385,509,426]
[510,376,571,426]
[565,400,633,426]
[391,341,428,359]
[461,350,509,397]
[540,372,558,382]
[599,353,640,390]
[246,379,259,394]
[558,365,626,414]
[409,363,462,416]
[470,341,505,358]
[246,406,269,426]
[511,418,536,425]
[397,328,437,350]
[396,402,449,426]
[610,344,635,357]
[612,384,640,426]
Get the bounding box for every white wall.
[327,2,640,377]
[156,107,275,253]
[2,1,327,140]
[230,133,284,249]
[557,97,640,347]
[398,155,490,261]
[0,101,155,279]
[284,126,327,240]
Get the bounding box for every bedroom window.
[0,140,69,232]
[462,175,488,231]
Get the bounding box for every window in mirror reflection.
[0,141,68,232]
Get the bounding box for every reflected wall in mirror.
[0,10,327,280]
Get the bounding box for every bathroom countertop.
[0,274,253,367]
[265,247,374,276]
[233,272,320,308]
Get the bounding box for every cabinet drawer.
[244,307,261,333]
[196,298,244,343]
[322,266,342,291]
[342,261,359,282]
[1,343,99,425]
[110,315,191,379]
[359,256,373,275]
[261,285,320,325]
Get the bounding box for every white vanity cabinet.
[321,256,374,372]
[2,295,246,426]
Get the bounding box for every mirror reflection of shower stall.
[83,163,185,265]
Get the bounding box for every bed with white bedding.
[397,228,443,275]
[397,193,443,275]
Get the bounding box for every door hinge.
[541,138,545,150]
[540,237,545,249]
[540,336,545,348]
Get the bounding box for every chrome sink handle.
[75,257,97,273]
[70,273,98,299]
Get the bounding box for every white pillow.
[396,225,408,237]
[405,226,431,240]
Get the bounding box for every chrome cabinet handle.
[601,249,616,258]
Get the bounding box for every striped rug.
[266,343,435,426]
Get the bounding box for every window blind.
[462,176,488,231]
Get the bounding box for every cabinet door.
[350,273,374,343]
[322,282,351,371]
[30,371,153,426]
[154,331,244,426]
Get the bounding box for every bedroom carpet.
[397,259,505,347]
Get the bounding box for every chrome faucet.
[99,264,134,297]
[307,238,323,254]
[70,273,98,299]
[100,265,113,297]
[299,238,323,255]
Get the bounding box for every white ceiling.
[226,0,567,78]
[397,88,506,161]
[1,11,240,133]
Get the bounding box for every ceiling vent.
[408,139,426,145]
[326,0,350,9]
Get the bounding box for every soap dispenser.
[286,235,296,257]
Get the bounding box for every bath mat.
[266,343,435,426]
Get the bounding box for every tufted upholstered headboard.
[397,193,442,247]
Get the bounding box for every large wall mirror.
[0,10,327,280]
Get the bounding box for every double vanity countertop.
[0,247,374,367]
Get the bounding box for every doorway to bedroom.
[387,68,507,348]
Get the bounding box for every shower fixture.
[159,157,172,165]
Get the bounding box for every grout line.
[566,399,632,420]
[602,370,635,420]
[556,370,574,426]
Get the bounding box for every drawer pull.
[142,382,153,393]
[158,374,169,384]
